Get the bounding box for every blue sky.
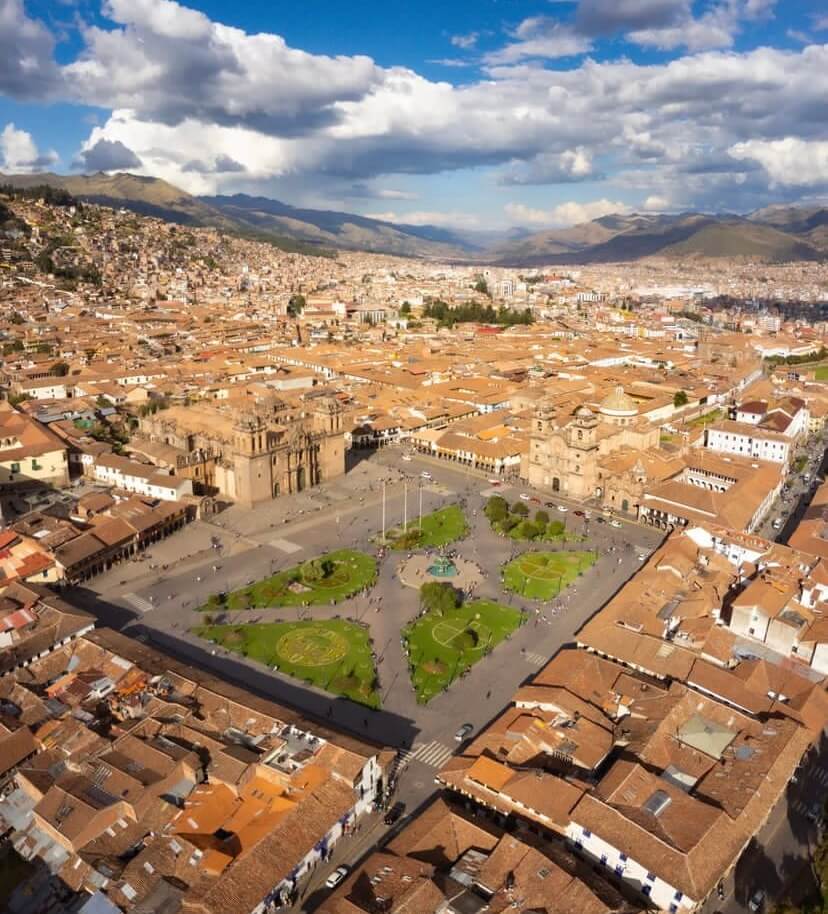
[2,0,828,230]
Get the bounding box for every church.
[526,386,660,507]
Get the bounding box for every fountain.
[427,554,458,578]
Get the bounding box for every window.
[620,853,628,862]
[674,891,683,901]
[600,855,607,866]
[615,864,624,876]
[669,906,678,914]
[10,462,20,474]
[582,828,591,838]
[646,873,656,882]
[643,885,652,897]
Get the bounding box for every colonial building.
[526,387,659,500]
[138,395,345,508]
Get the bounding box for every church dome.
[599,386,638,417]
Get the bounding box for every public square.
[66,449,664,905]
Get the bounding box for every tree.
[420,581,461,615]
[512,501,529,516]
[52,361,70,377]
[474,277,490,297]
[287,293,305,317]
[534,510,549,526]
[673,390,689,408]
[399,301,411,316]
[548,520,566,537]
[485,495,509,523]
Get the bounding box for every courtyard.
[192,618,380,708]
[502,550,598,600]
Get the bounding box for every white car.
[609,519,623,528]
[326,865,350,890]
[519,493,531,501]
[401,454,412,462]
[420,471,432,480]
[556,504,568,513]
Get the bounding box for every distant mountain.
[489,211,825,265]
[2,171,826,263]
[200,193,478,256]
[0,172,475,258]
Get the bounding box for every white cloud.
[505,199,629,227]
[0,0,825,213]
[0,0,60,99]
[0,122,58,172]
[728,138,828,187]
[364,210,481,228]
[498,147,595,185]
[450,32,479,50]
[643,194,671,211]
[484,18,592,65]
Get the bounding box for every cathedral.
[138,395,345,508]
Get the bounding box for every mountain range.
[1,171,826,265]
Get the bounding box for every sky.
[1,0,828,231]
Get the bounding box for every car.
[748,889,765,912]
[488,479,501,487]
[573,510,584,517]
[326,866,350,890]
[530,496,542,504]
[637,553,647,561]
[401,454,412,462]
[455,722,474,742]
[595,516,606,524]
[556,504,568,513]
[609,519,623,528]
[519,493,531,501]
[583,510,592,519]
[806,801,824,824]
[772,519,783,529]
[384,801,406,826]
[420,471,432,480]
[545,501,557,508]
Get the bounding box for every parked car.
[401,454,412,461]
[748,889,765,912]
[519,493,531,501]
[384,801,406,826]
[488,478,501,486]
[556,504,568,513]
[595,516,606,524]
[421,471,432,480]
[530,496,542,504]
[610,519,622,528]
[545,501,557,508]
[326,866,350,890]
[573,510,584,517]
[455,722,474,742]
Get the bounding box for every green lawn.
[502,550,597,600]
[201,549,377,611]
[384,504,468,550]
[403,599,523,703]
[685,408,723,429]
[193,619,380,707]
[813,365,828,381]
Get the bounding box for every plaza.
[68,449,663,848]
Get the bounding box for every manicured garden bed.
[502,550,597,600]
[192,618,380,707]
[200,549,377,611]
[384,504,468,550]
[484,496,585,543]
[403,595,523,703]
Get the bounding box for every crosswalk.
[524,651,548,667]
[270,538,303,554]
[123,592,154,613]
[398,740,455,770]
